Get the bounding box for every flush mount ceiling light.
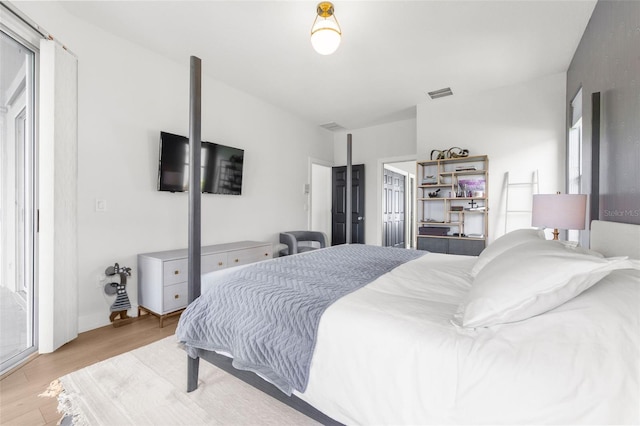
[311,2,342,55]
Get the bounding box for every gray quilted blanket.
[176,244,425,395]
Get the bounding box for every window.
[0,23,38,374]
[568,88,583,242]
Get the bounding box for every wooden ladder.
[504,170,539,233]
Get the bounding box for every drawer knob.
[234,258,239,263]
[174,294,179,299]
[264,253,269,257]
[174,270,179,275]
[218,261,223,266]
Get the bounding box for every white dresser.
[137,241,272,326]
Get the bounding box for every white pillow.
[454,240,631,328]
[470,228,545,277]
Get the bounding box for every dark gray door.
[332,164,365,245]
[383,168,406,248]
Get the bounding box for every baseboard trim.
[78,305,139,333]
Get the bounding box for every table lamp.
[532,193,587,240]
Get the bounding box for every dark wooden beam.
[187,55,202,393]
[591,92,600,223]
[346,133,352,244]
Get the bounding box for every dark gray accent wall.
[567,0,640,225]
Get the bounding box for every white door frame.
[308,157,333,242]
[376,155,416,247]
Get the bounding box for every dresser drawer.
[201,253,227,274]
[228,246,272,266]
[163,282,188,313]
[163,259,188,286]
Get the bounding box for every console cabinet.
[416,155,489,256]
[137,241,272,326]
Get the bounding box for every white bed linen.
[296,252,640,425]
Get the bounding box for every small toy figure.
[104,262,133,327]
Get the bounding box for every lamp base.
[552,228,559,240]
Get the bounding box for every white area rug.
[53,336,318,425]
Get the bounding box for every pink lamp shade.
[532,193,587,239]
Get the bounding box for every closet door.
[382,168,406,248]
[331,164,365,245]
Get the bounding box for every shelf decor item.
[446,147,469,158]
[431,150,446,160]
[458,178,486,197]
[422,175,437,185]
[430,147,470,160]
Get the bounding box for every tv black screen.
[203,144,244,195]
[157,131,244,195]
[158,131,189,192]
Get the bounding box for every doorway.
[383,167,406,248]
[382,162,415,248]
[331,164,365,245]
[0,27,38,373]
[310,161,332,244]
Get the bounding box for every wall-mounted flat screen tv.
[201,143,245,195]
[157,131,244,195]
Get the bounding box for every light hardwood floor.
[0,314,178,425]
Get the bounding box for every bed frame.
[183,219,639,425]
[183,61,638,424]
[189,348,341,425]
[590,219,640,259]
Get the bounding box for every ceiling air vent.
[427,87,453,100]
[320,122,346,131]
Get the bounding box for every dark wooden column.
[187,55,202,392]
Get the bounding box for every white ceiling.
[58,1,596,131]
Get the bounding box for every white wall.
[332,74,566,247]
[417,73,566,242]
[387,161,415,176]
[14,2,334,332]
[333,118,417,245]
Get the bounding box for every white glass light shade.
[311,18,341,55]
[532,194,587,230]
